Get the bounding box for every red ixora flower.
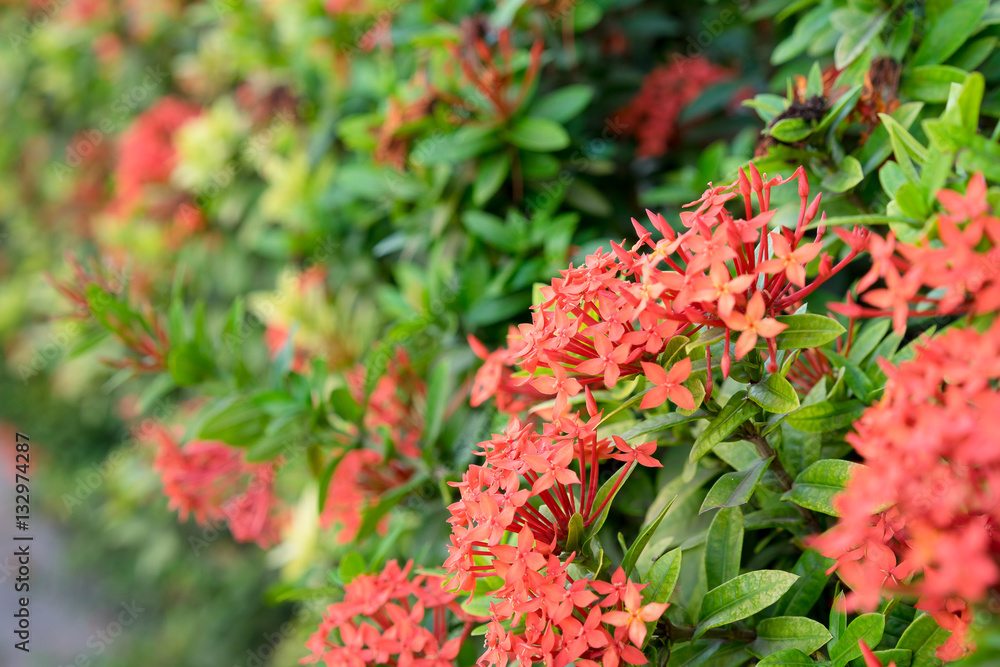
[145,424,285,548]
[302,560,486,667]
[831,172,1000,333]
[809,322,1000,662]
[469,163,865,419]
[444,399,669,666]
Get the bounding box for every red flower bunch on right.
[833,173,1000,333]
[810,323,1000,662]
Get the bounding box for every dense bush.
[5,1,1000,666]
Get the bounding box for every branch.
[744,427,824,534]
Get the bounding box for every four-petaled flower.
[602,580,670,647]
[639,358,695,410]
[721,292,787,360]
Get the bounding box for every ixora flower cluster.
[475,163,865,418]
[443,403,668,666]
[810,323,1000,661]
[302,560,487,667]
[834,173,1000,332]
[813,174,1000,662]
[144,425,286,548]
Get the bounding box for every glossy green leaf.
[705,507,744,591]
[585,462,635,540]
[821,155,864,193]
[834,11,887,69]
[830,613,884,667]
[770,118,814,143]
[700,456,774,514]
[694,570,799,639]
[623,497,675,576]
[898,614,950,667]
[757,649,817,666]
[784,459,862,516]
[749,374,801,414]
[913,0,988,66]
[690,392,760,462]
[619,411,708,443]
[750,616,832,658]
[642,547,682,605]
[774,314,846,350]
[772,549,835,617]
[786,400,867,433]
[900,66,969,103]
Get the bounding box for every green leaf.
[508,116,570,152]
[424,359,451,445]
[898,614,950,667]
[770,118,814,143]
[623,497,675,575]
[786,400,867,433]
[356,474,429,540]
[167,341,213,386]
[700,456,774,513]
[834,11,887,69]
[619,411,708,443]
[749,374,801,414]
[642,547,682,605]
[750,617,832,658]
[772,549,835,617]
[900,66,969,103]
[565,180,612,217]
[329,387,362,422]
[830,613,885,667]
[473,152,511,206]
[462,211,522,252]
[774,314,846,350]
[757,649,817,666]
[690,392,760,462]
[821,155,864,193]
[198,397,269,447]
[565,512,585,554]
[694,570,799,639]
[530,85,595,122]
[913,0,988,66]
[339,551,366,584]
[705,507,744,591]
[784,459,861,516]
[856,649,912,667]
[585,462,635,541]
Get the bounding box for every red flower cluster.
[444,400,667,666]
[302,560,485,667]
[619,56,734,158]
[146,425,285,548]
[109,97,204,240]
[833,173,1000,333]
[472,165,865,418]
[321,349,427,542]
[810,323,1000,661]
[321,448,414,543]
